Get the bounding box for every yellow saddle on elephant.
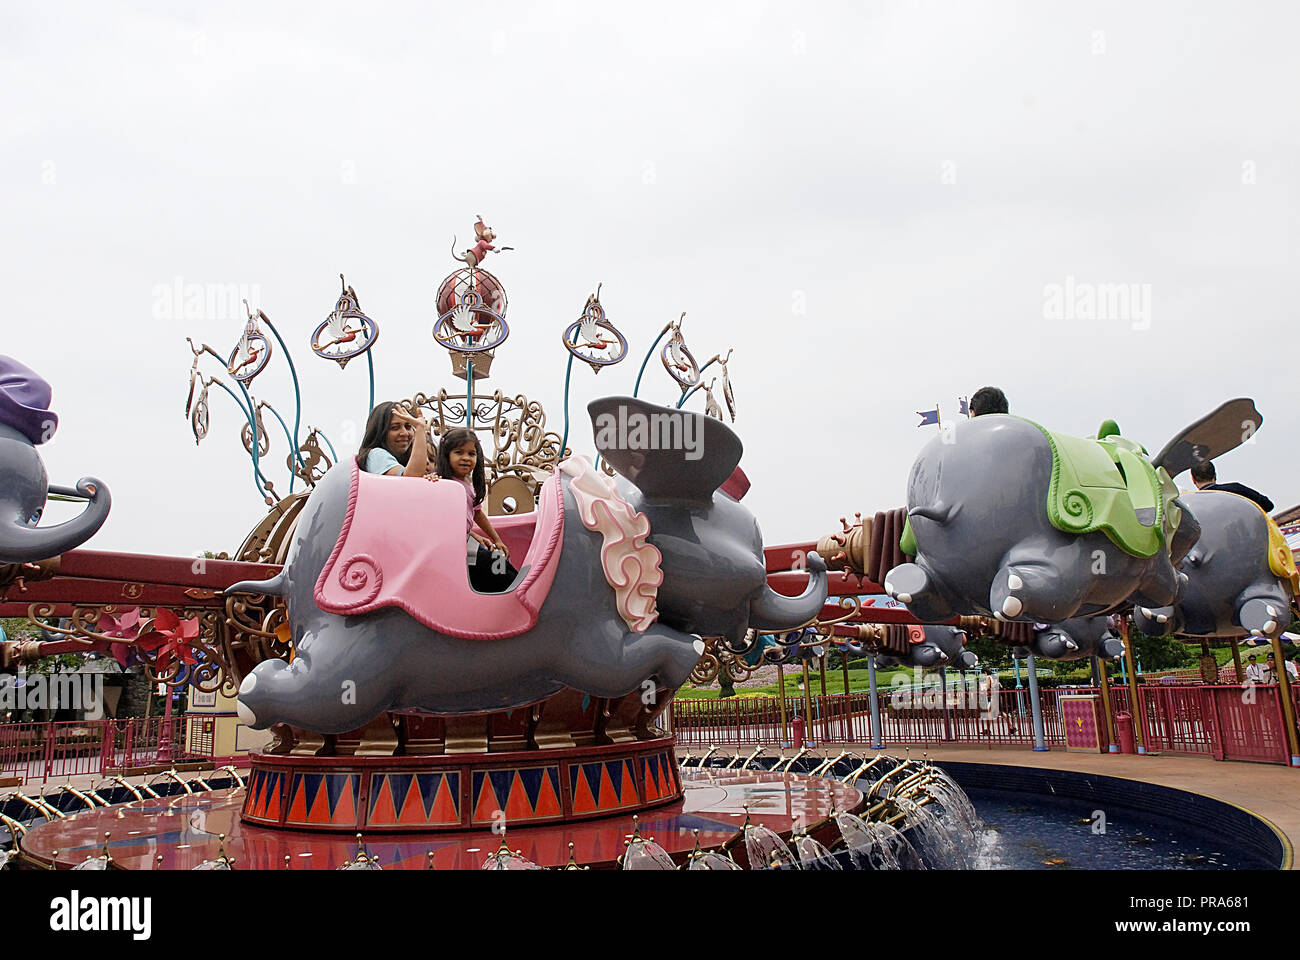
[1025,419,1179,559]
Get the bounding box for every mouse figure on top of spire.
[452,216,513,271]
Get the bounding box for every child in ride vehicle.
[430,427,517,593]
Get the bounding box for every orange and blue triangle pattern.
[367,772,461,827]
[242,768,285,823]
[470,766,564,825]
[283,772,361,828]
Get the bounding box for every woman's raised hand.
[391,406,427,429]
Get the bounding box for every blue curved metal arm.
[675,355,720,409]
[236,380,291,494]
[632,327,670,399]
[365,350,375,414]
[315,428,338,462]
[257,313,308,481]
[559,353,575,459]
[258,399,300,494]
[209,379,273,501]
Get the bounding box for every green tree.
[1126,627,1196,672]
[964,633,1013,670]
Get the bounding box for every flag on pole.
[917,407,940,427]
[958,396,970,417]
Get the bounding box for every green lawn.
[676,643,1263,701]
[676,666,985,700]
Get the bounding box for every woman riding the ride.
[356,401,430,477]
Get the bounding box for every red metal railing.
[669,682,1298,766]
[0,717,201,784]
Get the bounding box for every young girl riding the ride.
[429,427,517,593]
[356,405,515,592]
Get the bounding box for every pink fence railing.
[0,717,201,784]
[669,682,1298,766]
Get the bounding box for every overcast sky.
[3,1,1297,560]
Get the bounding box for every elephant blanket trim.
[313,462,565,639]
[1262,511,1300,595]
[1023,418,1179,559]
[560,455,663,632]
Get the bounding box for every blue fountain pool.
[940,763,1283,870]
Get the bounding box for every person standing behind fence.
[1261,654,1277,684]
[1245,655,1264,683]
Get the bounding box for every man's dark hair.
[970,386,1008,417]
[1190,460,1217,484]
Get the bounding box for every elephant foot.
[989,564,1071,622]
[1239,598,1286,639]
[1099,638,1126,660]
[1133,604,1177,637]
[884,563,951,620]
[883,563,927,605]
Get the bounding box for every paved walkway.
[677,743,1300,868]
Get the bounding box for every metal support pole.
[940,666,953,741]
[818,655,828,743]
[158,683,174,763]
[1026,654,1047,751]
[867,655,883,750]
[1120,617,1145,754]
[801,659,814,746]
[559,353,575,457]
[1230,637,1244,684]
[365,349,375,414]
[1268,633,1300,766]
[840,650,852,739]
[776,663,788,746]
[466,360,474,430]
[1096,656,1118,753]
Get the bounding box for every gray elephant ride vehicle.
[228,396,828,734]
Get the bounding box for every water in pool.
[964,789,1270,870]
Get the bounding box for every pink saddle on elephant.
[314,462,565,639]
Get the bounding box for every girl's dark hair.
[437,427,486,506]
[355,401,409,470]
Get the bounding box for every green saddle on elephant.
[1025,418,1180,558]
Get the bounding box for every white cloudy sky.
[3,1,1297,559]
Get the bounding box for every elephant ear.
[587,395,742,504]
[1152,397,1262,479]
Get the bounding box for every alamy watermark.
[0,671,103,719]
[1043,275,1151,330]
[889,669,999,721]
[152,276,262,322]
[593,405,703,461]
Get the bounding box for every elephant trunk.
[226,569,288,598]
[749,552,828,632]
[0,477,110,564]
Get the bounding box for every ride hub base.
[240,737,685,832]
[18,769,862,869]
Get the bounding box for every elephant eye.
[28,509,42,524]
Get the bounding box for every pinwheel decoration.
[136,608,202,673]
[98,607,145,668]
